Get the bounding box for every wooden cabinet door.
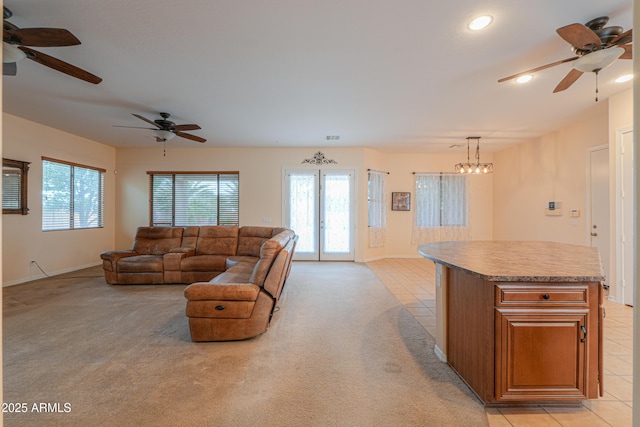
[495,309,589,401]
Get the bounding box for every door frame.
[585,144,610,291]
[282,167,357,261]
[615,126,635,306]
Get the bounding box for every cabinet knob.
[215,305,225,311]
[542,293,550,300]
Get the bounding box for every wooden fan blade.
[132,114,161,128]
[620,44,632,59]
[556,23,602,49]
[3,62,17,76]
[610,28,632,45]
[176,132,206,143]
[113,125,155,129]
[4,28,80,47]
[18,46,102,84]
[553,69,584,93]
[498,56,578,83]
[172,124,201,131]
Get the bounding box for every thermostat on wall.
[545,201,562,216]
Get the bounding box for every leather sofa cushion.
[196,226,239,255]
[118,255,164,273]
[132,227,184,255]
[181,226,200,249]
[181,255,227,272]
[236,226,277,257]
[184,282,260,301]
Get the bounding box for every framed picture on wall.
[391,192,410,211]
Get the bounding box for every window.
[412,173,469,243]
[149,172,239,226]
[367,170,387,247]
[3,158,30,215]
[42,157,105,231]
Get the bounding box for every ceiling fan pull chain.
[163,139,166,157]
[595,69,599,102]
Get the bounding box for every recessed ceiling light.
[515,75,533,84]
[468,15,493,31]
[615,74,633,83]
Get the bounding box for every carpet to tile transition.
[3,262,488,426]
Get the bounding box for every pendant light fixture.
[455,137,493,174]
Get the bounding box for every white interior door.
[284,169,355,261]
[588,146,610,291]
[617,129,635,306]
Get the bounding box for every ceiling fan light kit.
[2,6,102,84]
[572,46,624,72]
[2,42,26,63]
[498,15,632,98]
[115,112,206,150]
[153,129,177,142]
[455,137,493,174]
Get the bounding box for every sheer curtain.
[368,171,387,247]
[412,173,470,244]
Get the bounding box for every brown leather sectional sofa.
[100,225,297,341]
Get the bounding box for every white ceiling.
[2,0,634,153]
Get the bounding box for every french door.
[283,169,355,261]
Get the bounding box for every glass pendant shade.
[573,47,624,73]
[153,129,176,141]
[3,43,26,63]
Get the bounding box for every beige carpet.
[3,261,488,426]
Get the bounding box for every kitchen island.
[418,241,605,406]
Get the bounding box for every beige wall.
[364,152,493,260]
[2,114,116,285]
[492,101,609,243]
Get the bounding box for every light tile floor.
[366,258,634,427]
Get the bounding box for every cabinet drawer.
[496,284,588,306]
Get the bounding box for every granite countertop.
[417,241,604,282]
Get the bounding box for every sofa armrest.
[184,282,260,301]
[163,252,189,271]
[100,250,137,263]
[169,246,196,256]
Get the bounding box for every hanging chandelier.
[455,136,493,174]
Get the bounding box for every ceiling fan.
[116,113,207,143]
[2,6,101,84]
[498,16,632,97]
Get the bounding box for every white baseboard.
[434,345,447,363]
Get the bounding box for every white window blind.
[149,172,239,226]
[42,158,105,231]
[367,170,387,247]
[412,173,469,243]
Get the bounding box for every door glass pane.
[323,174,350,253]
[289,174,316,253]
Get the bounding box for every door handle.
[581,325,587,343]
[591,232,598,237]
